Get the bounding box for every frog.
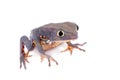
[20,22,86,69]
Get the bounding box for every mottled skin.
[20,22,86,69]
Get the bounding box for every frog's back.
[42,22,77,33]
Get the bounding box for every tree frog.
[20,22,86,69]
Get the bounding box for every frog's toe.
[20,54,27,69]
[20,51,32,69]
[40,54,58,66]
[49,56,58,65]
[61,42,86,55]
[73,45,86,52]
[48,57,58,67]
[74,42,87,46]
[61,46,73,55]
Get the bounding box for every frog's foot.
[20,51,32,69]
[62,42,86,55]
[40,54,58,66]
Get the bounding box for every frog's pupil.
[59,31,63,37]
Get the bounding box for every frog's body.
[20,22,86,69]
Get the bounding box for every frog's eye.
[57,30,64,37]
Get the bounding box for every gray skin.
[20,22,86,69]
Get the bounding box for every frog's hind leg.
[20,36,35,69]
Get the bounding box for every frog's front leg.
[62,41,87,55]
[33,35,58,66]
[20,36,35,69]
[40,54,58,66]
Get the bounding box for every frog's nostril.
[76,25,79,31]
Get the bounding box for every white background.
[0,0,120,80]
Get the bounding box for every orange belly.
[40,41,63,51]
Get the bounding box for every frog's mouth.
[55,39,77,42]
[52,36,77,43]
[46,40,70,43]
[46,39,77,45]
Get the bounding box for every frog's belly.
[41,42,63,51]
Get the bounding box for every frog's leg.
[35,40,58,66]
[62,41,86,55]
[20,36,35,69]
[40,54,58,66]
[31,34,58,66]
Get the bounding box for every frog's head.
[45,22,79,42]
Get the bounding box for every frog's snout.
[72,34,78,39]
[67,33,78,40]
